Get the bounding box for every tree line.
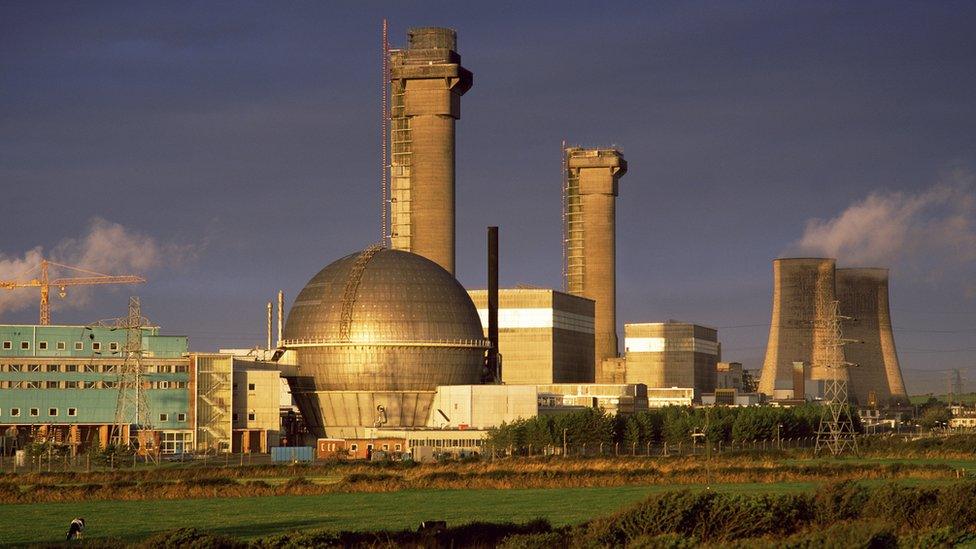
[485,404,861,451]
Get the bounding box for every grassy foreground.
[2,482,819,545]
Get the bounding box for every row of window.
[0,363,187,373]
[232,412,257,421]
[406,438,485,448]
[2,340,120,352]
[0,408,187,422]
[0,380,188,390]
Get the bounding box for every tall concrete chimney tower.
[564,147,627,373]
[759,258,837,397]
[388,27,473,275]
[836,268,908,404]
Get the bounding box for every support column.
[389,27,473,275]
[566,148,627,375]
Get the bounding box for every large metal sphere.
[282,247,486,436]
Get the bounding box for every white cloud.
[0,218,196,317]
[788,171,976,281]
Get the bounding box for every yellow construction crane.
[0,259,146,325]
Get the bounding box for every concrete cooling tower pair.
[758,258,908,405]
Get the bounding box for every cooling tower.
[564,147,627,374]
[759,258,838,396]
[836,268,908,405]
[388,27,473,275]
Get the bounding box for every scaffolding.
[563,147,584,294]
[814,298,859,457]
[194,354,232,453]
[389,49,413,251]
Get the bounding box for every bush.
[138,527,244,548]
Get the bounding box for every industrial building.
[758,259,909,405]
[564,147,628,375]
[0,324,280,455]
[716,362,744,390]
[467,288,595,384]
[622,322,720,398]
[281,247,488,439]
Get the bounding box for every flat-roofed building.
[0,324,192,455]
[232,361,281,453]
[0,325,283,456]
[536,383,648,415]
[468,288,595,384]
[716,362,744,390]
[623,322,719,398]
[647,387,695,407]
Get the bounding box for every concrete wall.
[427,384,538,429]
[758,258,837,395]
[836,268,908,404]
[232,367,280,445]
[565,148,627,371]
[388,27,472,275]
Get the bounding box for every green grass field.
[1,482,819,545]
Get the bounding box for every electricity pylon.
[110,297,154,456]
[815,299,860,457]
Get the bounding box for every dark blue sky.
[2,1,974,393]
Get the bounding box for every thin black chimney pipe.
[487,226,500,383]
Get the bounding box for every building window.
[247,412,256,421]
[177,413,186,422]
[84,364,97,373]
[21,341,29,350]
[46,364,59,372]
[38,341,48,350]
[103,380,117,389]
[395,444,402,451]
[48,408,58,416]
[2,341,10,350]
[382,444,389,451]
[29,408,39,417]
[248,383,256,391]
[57,341,66,350]
[175,365,187,373]
[109,342,119,352]
[46,381,59,389]
[8,364,20,372]
[11,408,20,417]
[102,364,116,373]
[75,342,83,351]
[350,444,358,452]
[66,381,78,389]
[92,342,101,351]
[28,364,40,372]
[68,408,77,417]
[175,381,187,389]
[232,413,238,421]
[159,413,168,422]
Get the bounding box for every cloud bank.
[0,218,196,317]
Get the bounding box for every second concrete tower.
[388,27,473,275]
[564,147,627,374]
